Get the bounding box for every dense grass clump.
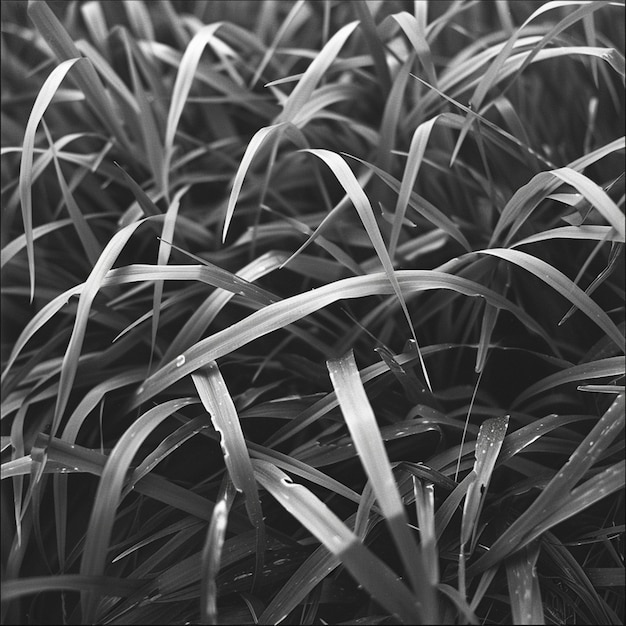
[1,1,624,624]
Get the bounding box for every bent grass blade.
[253,460,421,624]
[328,350,438,622]
[191,363,265,588]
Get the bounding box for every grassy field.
[1,1,624,624]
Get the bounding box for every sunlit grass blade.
[328,350,437,621]
[506,541,544,625]
[459,416,509,594]
[468,393,625,577]
[27,0,134,153]
[191,363,265,588]
[200,480,235,626]
[512,356,625,408]
[42,121,102,266]
[222,122,284,242]
[50,217,156,440]
[150,186,189,369]
[550,168,625,239]
[479,248,624,349]
[163,22,225,187]
[19,57,82,301]
[304,149,432,389]
[131,269,552,408]
[79,397,197,623]
[391,11,438,87]
[278,21,359,123]
[253,460,421,624]
[511,225,624,247]
[413,479,438,585]
[390,116,440,260]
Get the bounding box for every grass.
[1,0,624,624]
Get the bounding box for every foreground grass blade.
[200,480,236,626]
[479,248,624,349]
[191,363,265,587]
[328,350,438,621]
[506,541,545,625]
[459,416,509,594]
[79,397,197,623]
[131,270,551,408]
[304,149,432,389]
[468,393,625,577]
[253,460,421,624]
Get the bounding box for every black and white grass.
[1,1,624,624]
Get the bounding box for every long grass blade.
[191,363,265,588]
[253,460,421,624]
[303,149,432,389]
[19,57,82,301]
[328,350,437,621]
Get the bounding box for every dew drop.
[175,355,186,367]
[136,386,144,395]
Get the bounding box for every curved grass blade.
[163,22,225,186]
[19,57,82,301]
[130,270,553,409]
[80,398,198,623]
[479,248,624,349]
[459,416,509,593]
[550,168,625,239]
[390,116,440,260]
[253,460,420,624]
[328,350,437,621]
[1,575,146,603]
[391,11,438,87]
[511,225,624,247]
[27,0,134,155]
[201,480,236,626]
[42,121,102,266]
[191,363,265,588]
[513,356,625,408]
[278,21,359,123]
[467,393,625,577]
[303,149,432,389]
[223,122,285,242]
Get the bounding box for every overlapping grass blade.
[163,22,224,186]
[459,416,509,592]
[27,0,134,153]
[19,57,82,301]
[191,363,265,588]
[513,356,625,407]
[391,11,438,87]
[253,459,420,624]
[131,270,549,408]
[328,350,437,621]
[278,20,359,123]
[479,248,624,349]
[303,149,432,388]
[79,397,198,622]
[467,393,625,577]
[200,480,235,626]
[389,116,440,260]
[506,539,543,624]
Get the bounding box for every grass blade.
[505,541,544,625]
[253,460,421,624]
[479,248,624,349]
[328,350,438,622]
[191,363,265,588]
[303,148,432,389]
[79,398,198,623]
[19,57,82,300]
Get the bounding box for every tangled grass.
[1,1,624,624]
